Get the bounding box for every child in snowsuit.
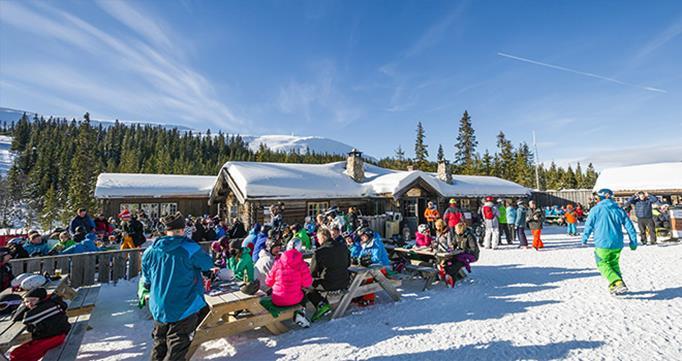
[581,189,638,294]
[10,288,71,361]
[227,239,255,283]
[415,224,433,248]
[480,197,500,249]
[565,204,578,236]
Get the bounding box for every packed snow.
[0,135,14,176]
[77,226,682,360]
[594,162,682,193]
[94,173,217,198]
[219,161,529,201]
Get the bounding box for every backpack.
[482,206,495,220]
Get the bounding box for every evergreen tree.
[436,144,445,162]
[563,165,578,189]
[41,186,58,230]
[480,150,494,176]
[574,163,585,188]
[495,131,514,180]
[414,122,429,170]
[584,163,598,188]
[454,110,477,174]
[67,113,97,212]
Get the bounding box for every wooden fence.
[531,189,594,208]
[10,242,213,288]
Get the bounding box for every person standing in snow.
[527,200,545,250]
[424,201,440,233]
[141,212,214,361]
[505,201,517,244]
[625,191,660,245]
[442,199,463,237]
[581,189,638,294]
[515,201,530,248]
[480,197,500,249]
[497,199,512,245]
[565,204,579,236]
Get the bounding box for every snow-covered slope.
[78,226,682,361]
[0,135,14,176]
[242,134,361,156]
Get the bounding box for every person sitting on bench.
[254,238,282,292]
[308,228,350,321]
[265,246,313,328]
[444,223,480,287]
[10,288,71,361]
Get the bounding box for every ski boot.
[444,274,455,288]
[311,302,331,321]
[294,309,311,328]
[609,280,628,295]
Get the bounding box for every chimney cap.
[349,148,362,156]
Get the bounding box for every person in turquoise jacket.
[581,189,638,295]
[141,212,214,361]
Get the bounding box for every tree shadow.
[364,340,605,361]
[228,265,600,360]
[623,287,682,301]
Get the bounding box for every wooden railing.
[9,241,214,288]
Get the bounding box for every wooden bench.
[67,285,101,317]
[331,265,401,319]
[42,313,91,361]
[404,264,438,291]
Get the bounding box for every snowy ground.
[77,226,682,361]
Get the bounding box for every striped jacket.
[13,295,71,340]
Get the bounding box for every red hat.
[118,210,131,219]
[485,196,495,202]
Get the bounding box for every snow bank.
[94,173,216,198]
[78,227,682,361]
[594,162,682,193]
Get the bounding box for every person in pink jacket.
[415,224,433,247]
[265,248,313,327]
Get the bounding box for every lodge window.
[402,199,417,217]
[141,203,160,220]
[307,202,329,217]
[160,203,178,217]
[120,203,140,214]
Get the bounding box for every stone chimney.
[407,165,415,171]
[437,160,452,184]
[347,148,365,182]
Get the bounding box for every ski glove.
[630,243,637,251]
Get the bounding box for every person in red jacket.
[442,199,463,237]
[265,248,313,327]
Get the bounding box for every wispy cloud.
[497,52,668,94]
[277,62,362,126]
[633,14,682,64]
[0,1,242,130]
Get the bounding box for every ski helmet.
[596,188,613,200]
[20,274,48,291]
[417,224,428,234]
[357,227,374,240]
[449,198,457,204]
[10,273,32,289]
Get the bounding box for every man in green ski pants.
[581,188,638,294]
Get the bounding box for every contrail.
[497,52,667,94]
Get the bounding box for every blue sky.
[1,0,681,169]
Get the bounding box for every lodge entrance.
[400,185,439,238]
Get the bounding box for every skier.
[581,189,638,295]
[442,199,463,237]
[480,197,500,249]
[527,200,545,250]
[565,204,578,236]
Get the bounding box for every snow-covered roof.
[593,162,682,193]
[95,173,216,199]
[214,161,530,202]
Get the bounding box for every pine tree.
[563,165,578,189]
[436,144,445,162]
[454,110,477,174]
[574,163,585,188]
[41,186,58,230]
[584,163,598,188]
[414,122,429,170]
[480,150,494,176]
[495,131,514,180]
[67,113,97,212]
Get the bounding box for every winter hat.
[516,200,525,206]
[118,209,131,219]
[161,212,186,231]
[25,287,47,300]
[228,239,242,252]
[286,237,302,252]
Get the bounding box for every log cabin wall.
[100,197,216,219]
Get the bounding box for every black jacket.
[0,263,13,292]
[122,219,146,246]
[310,239,351,291]
[454,229,480,261]
[14,295,71,340]
[228,221,247,239]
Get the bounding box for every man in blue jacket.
[625,191,660,245]
[68,208,95,236]
[142,212,214,361]
[582,189,638,295]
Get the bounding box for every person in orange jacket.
[423,201,440,233]
[565,204,578,236]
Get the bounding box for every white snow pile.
[594,162,682,193]
[94,173,216,198]
[77,227,682,361]
[220,161,530,201]
[0,135,14,176]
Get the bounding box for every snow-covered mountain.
[241,134,364,157]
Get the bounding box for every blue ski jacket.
[625,195,659,219]
[350,232,390,267]
[142,235,214,323]
[581,199,638,249]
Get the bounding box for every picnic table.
[331,264,401,319]
[387,245,463,290]
[186,286,299,360]
[0,274,77,354]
